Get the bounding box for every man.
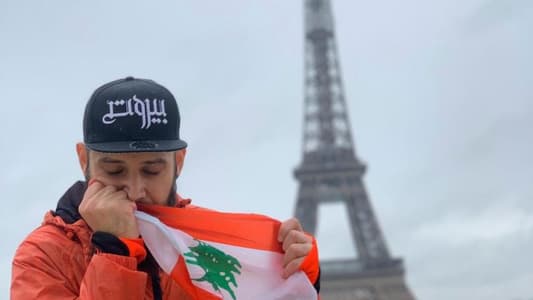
[11,77,320,299]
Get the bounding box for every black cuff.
[91,231,129,256]
[313,268,321,293]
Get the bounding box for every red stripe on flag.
[138,204,283,253]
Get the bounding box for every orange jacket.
[11,210,192,300]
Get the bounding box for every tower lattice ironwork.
[293,1,416,299]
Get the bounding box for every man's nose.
[122,175,147,202]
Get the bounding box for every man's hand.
[79,181,139,238]
[277,217,313,279]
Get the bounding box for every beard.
[166,179,178,206]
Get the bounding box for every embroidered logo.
[102,95,168,129]
[184,240,242,300]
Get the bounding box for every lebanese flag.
[135,204,318,300]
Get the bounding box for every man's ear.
[76,143,88,174]
[175,149,187,177]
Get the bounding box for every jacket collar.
[54,180,87,224]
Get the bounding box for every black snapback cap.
[83,77,187,152]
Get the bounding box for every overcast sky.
[1,1,532,299]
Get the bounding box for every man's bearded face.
[84,150,178,206]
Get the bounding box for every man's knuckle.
[291,245,304,256]
[300,244,312,256]
[287,260,300,273]
[288,243,300,253]
[288,230,299,240]
[103,185,116,193]
[289,218,300,227]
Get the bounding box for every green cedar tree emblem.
[184,239,242,300]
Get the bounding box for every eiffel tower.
[293,1,416,299]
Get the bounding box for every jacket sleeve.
[11,226,148,300]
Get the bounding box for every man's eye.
[143,169,160,176]
[106,169,123,175]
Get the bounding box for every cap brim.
[86,139,188,153]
